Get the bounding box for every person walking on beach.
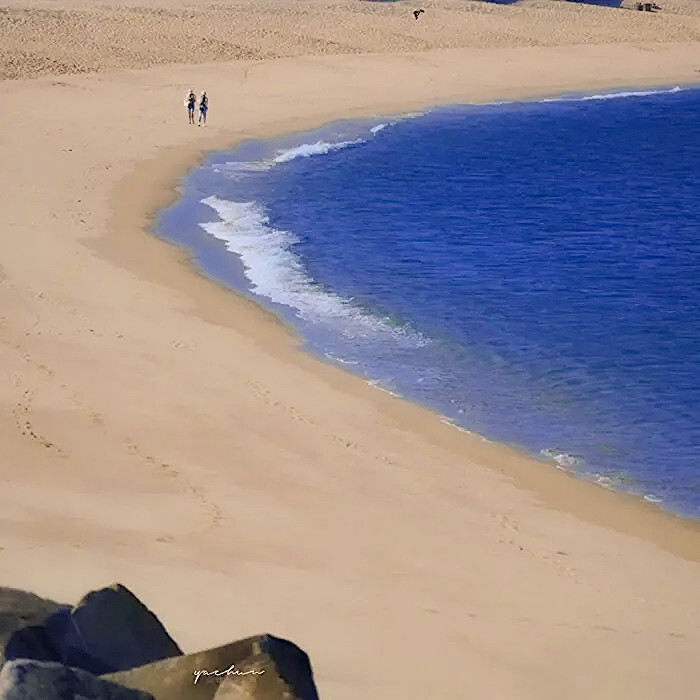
[198,91,208,126]
[186,88,196,125]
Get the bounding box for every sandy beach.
[2,0,700,697]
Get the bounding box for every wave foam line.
[211,160,274,178]
[211,138,364,176]
[540,447,583,469]
[541,86,681,103]
[199,195,428,348]
[273,138,365,163]
[582,86,681,101]
[440,418,491,443]
[324,352,359,366]
[213,113,427,179]
[367,380,403,398]
[212,136,370,179]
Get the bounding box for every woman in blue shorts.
[198,91,208,126]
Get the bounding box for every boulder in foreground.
[2,584,318,699]
[104,634,319,700]
[4,625,61,666]
[4,584,182,676]
[0,659,155,700]
[0,588,64,668]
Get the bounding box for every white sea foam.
[212,137,368,178]
[582,86,681,101]
[590,474,617,490]
[212,112,425,179]
[370,110,428,133]
[199,195,428,347]
[210,160,274,180]
[273,138,366,163]
[440,418,491,442]
[367,380,403,398]
[211,139,364,176]
[540,447,582,469]
[324,352,359,366]
[441,419,474,435]
[541,86,682,103]
[213,161,273,173]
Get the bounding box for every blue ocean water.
[157,86,700,518]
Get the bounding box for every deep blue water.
[158,86,700,517]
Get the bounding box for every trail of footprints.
[6,345,65,456]
[4,333,221,536]
[246,379,316,426]
[6,339,689,640]
[247,379,584,578]
[124,437,223,534]
[246,378,397,465]
[12,387,63,454]
[1,344,582,573]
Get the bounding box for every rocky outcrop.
[0,589,64,668]
[1,584,319,699]
[104,634,319,700]
[0,659,155,700]
[4,584,182,676]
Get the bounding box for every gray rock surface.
[0,588,64,667]
[0,659,155,700]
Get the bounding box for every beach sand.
[1,0,700,697]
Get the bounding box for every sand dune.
[2,0,700,79]
[1,1,700,698]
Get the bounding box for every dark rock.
[256,635,318,700]
[0,659,155,700]
[0,588,64,667]
[4,584,182,676]
[4,626,60,666]
[104,634,319,700]
[54,584,182,675]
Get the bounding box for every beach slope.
[1,1,700,698]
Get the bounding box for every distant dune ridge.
[2,0,700,79]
